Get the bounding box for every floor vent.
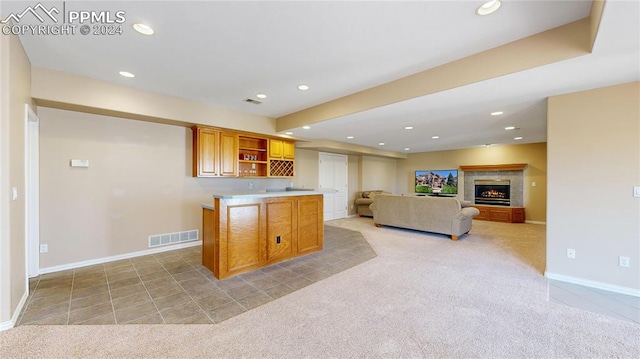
[148,229,198,248]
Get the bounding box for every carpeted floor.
[1,218,638,358]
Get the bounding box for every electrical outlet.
[567,248,576,259]
[39,244,48,253]
[248,181,254,189]
[619,256,630,268]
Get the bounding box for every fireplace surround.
[462,164,525,207]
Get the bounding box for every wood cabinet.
[203,194,323,279]
[269,139,295,177]
[192,126,295,178]
[472,205,525,223]
[192,127,237,177]
[238,135,268,177]
[269,139,295,160]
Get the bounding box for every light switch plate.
[634,186,640,198]
[70,159,89,167]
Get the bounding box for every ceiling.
[2,0,639,154]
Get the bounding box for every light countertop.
[211,190,325,199]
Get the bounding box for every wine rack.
[269,160,294,177]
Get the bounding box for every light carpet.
[1,218,638,358]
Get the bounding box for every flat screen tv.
[415,169,458,195]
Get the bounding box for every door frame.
[25,104,39,278]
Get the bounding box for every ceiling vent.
[245,98,262,105]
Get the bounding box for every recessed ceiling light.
[285,132,293,135]
[431,136,440,139]
[476,0,502,16]
[491,111,504,116]
[514,137,523,140]
[132,23,154,35]
[378,142,385,146]
[404,148,410,151]
[504,126,516,130]
[119,71,135,78]
[256,93,267,99]
[297,85,309,91]
[404,126,414,130]
[302,126,311,130]
[347,136,354,139]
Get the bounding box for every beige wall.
[347,155,360,216]
[395,143,547,222]
[360,155,397,193]
[38,108,292,268]
[293,149,320,190]
[547,82,639,291]
[0,31,32,324]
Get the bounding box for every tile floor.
[17,226,376,325]
[549,279,639,324]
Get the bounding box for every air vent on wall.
[245,98,262,105]
[148,229,199,248]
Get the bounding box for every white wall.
[547,82,639,293]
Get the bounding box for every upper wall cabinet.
[192,126,238,177]
[268,139,295,177]
[192,126,295,178]
[269,139,295,160]
[238,135,268,177]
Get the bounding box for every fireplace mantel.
[460,163,527,172]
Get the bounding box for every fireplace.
[474,180,511,206]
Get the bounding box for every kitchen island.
[202,191,324,279]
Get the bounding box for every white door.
[333,155,347,218]
[319,152,348,221]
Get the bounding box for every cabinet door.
[194,127,219,177]
[489,209,511,222]
[298,196,323,254]
[219,132,238,177]
[283,141,295,159]
[269,139,283,158]
[265,200,294,263]
[225,204,262,275]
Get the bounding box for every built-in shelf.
[460,163,527,172]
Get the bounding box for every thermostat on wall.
[70,159,89,168]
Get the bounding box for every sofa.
[369,194,480,240]
[355,190,390,217]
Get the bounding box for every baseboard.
[39,241,201,275]
[0,290,29,332]
[545,272,640,297]
[525,220,546,225]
